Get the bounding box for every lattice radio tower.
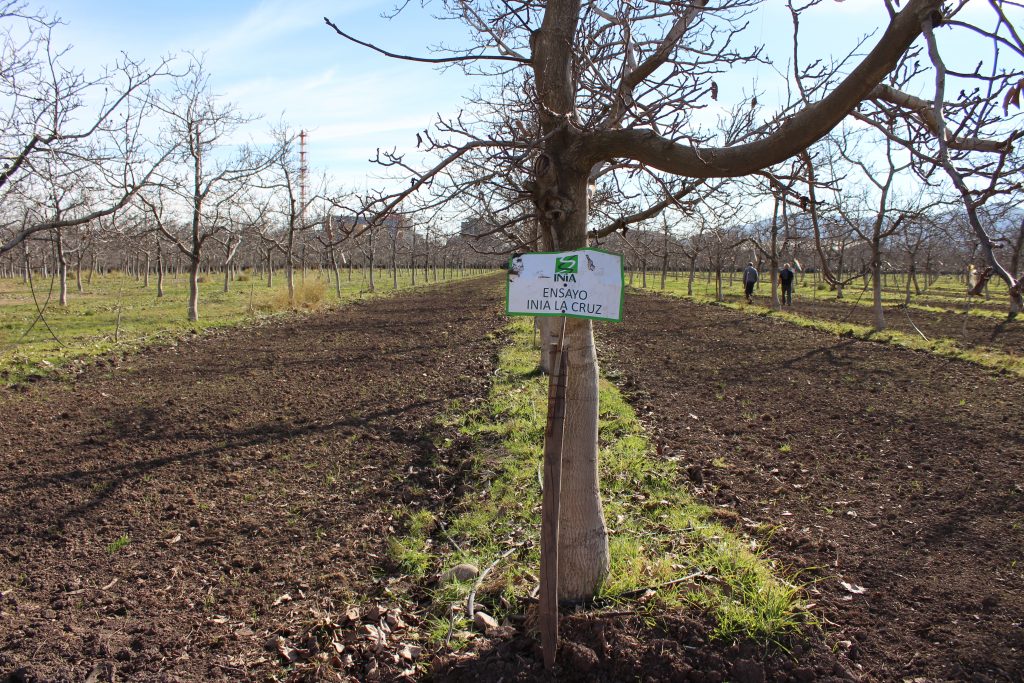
[299,130,308,227]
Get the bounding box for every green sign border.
[505,247,626,323]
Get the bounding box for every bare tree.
[327,0,1024,599]
[848,3,1024,315]
[150,58,274,321]
[830,131,927,331]
[0,5,175,256]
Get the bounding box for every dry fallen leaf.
[275,636,299,663]
[364,623,387,651]
[840,581,867,594]
[398,644,422,661]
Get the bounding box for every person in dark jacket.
[743,262,758,303]
[779,263,795,305]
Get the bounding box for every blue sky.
[43,0,476,190]
[36,1,1000,199]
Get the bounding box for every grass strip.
[646,287,1024,378]
[648,273,1013,320]
[0,268,495,385]
[391,317,807,648]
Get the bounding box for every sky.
[33,1,1006,203]
[41,0,477,191]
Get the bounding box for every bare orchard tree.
[261,124,326,304]
[677,222,707,297]
[848,2,1024,315]
[831,131,929,331]
[0,5,174,256]
[327,0,1024,599]
[741,160,810,310]
[151,58,275,322]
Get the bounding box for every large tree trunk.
[528,131,610,598]
[330,247,342,299]
[660,226,668,290]
[770,253,779,309]
[286,255,295,304]
[391,236,398,290]
[222,241,233,294]
[770,202,781,309]
[537,317,561,374]
[156,242,165,298]
[368,229,376,292]
[904,257,914,305]
[411,231,417,287]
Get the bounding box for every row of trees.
[325,0,1024,600]
[3,0,1022,605]
[0,4,505,321]
[602,199,1021,320]
[0,216,501,296]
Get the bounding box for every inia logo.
[555,255,578,275]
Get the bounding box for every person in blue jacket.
[743,262,758,303]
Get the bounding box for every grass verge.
[0,268,496,385]
[390,317,808,648]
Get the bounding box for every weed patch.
[106,533,131,554]
[397,318,808,646]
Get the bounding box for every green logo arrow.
[555,255,578,274]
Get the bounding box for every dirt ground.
[3,277,1022,682]
[0,279,505,683]
[781,290,1024,357]
[598,290,1024,682]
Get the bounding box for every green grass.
[396,318,808,646]
[642,270,1012,318]
[0,267,495,384]
[389,509,437,577]
[106,533,131,554]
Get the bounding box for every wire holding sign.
[506,248,625,322]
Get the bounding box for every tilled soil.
[4,277,1023,683]
[783,292,1024,357]
[694,278,1023,356]
[599,290,1024,682]
[0,279,505,683]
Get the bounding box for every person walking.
[779,262,795,306]
[743,261,759,303]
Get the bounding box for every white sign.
[506,249,624,322]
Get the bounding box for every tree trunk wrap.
[557,318,610,599]
[188,259,200,322]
